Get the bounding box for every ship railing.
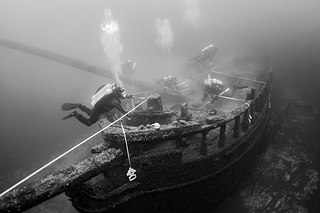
[195,65,273,155]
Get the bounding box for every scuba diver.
[156,75,179,91]
[202,74,225,103]
[61,83,133,126]
[202,74,248,104]
[189,44,219,65]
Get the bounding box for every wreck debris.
[0,148,122,213]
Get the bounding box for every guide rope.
[219,96,245,102]
[120,122,131,167]
[132,79,190,96]
[210,69,266,84]
[132,56,259,98]
[0,97,149,198]
[120,122,137,181]
[0,57,266,196]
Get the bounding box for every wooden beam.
[0,38,154,91]
[219,123,226,148]
[233,115,240,138]
[200,131,208,155]
[0,148,122,213]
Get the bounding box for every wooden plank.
[0,148,122,213]
[0,38,153,91]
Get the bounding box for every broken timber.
[0,148,122,213]
[0,38,153,91]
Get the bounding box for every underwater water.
[0,0,320,212]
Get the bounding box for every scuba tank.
[91,83,115,107]
[204,74,224,95]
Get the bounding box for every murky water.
[1,1,320,212]
[24,88,320,213]
[215,89,320,213]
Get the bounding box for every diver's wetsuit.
[73,92,128,126]
[202,80,224,102]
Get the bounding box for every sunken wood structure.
[65,64,273,212]
[0,39,273,212]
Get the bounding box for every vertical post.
[251,89,256,100]
[250,100,255,116]
[200,132,208,155]
[259,93,263,112]
[180,103,191,121]
[246,93,251,101]
[147,94,163,111]
[266,86,270,108]
[263,89,267,108]
[233,116,240,138]
[250,101,255,123]
[265,86,269,99]
[264,89,268,107]
[242,109,249,131]
[255,96,259,112]
[260,90,264,109]
[219,123,226,148]
[254,96,261,112]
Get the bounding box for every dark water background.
[0,0,320,212]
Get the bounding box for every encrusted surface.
[0,148,122,212]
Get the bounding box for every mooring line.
[0,97,150,198]
[131,56,235,97]
[120,122,131,167]
[132,77,196,97]
[219,95,245,101]
[210,69,266,84]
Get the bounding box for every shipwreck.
[0,39,273,213]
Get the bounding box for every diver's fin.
[61,103,79,111]
[62,111,77,120]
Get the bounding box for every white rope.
[219,95,245,101]
[180,88,190,93]
[210,69,266,84]
[132,56,234,97]
[132,88,159,96]
[120,122,131,167]
[0,97,150,198]
[132,78,191,96]
[176,79,190,87]
[204,94,244,106]
[218,88,230,96]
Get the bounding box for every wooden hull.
[0,39,273,212]
[68,104,271,213]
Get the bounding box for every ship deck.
[137,61,269,163]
